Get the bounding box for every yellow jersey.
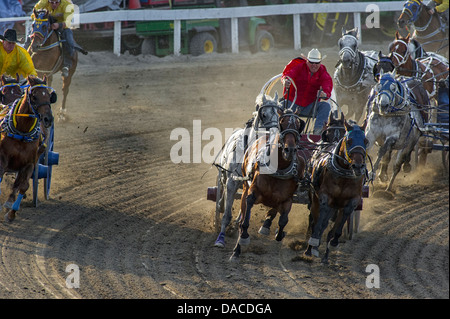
[32,0,75,28]
[434,0,449,13]
[0,43,37,78]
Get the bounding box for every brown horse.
[397,0,448,55]
[305,120,368,264]
[0,75,54,222]
[230,109,306,262]
[1,74,23,107]
[28,9,83,121]
[389,32,448,100]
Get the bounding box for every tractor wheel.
[190,32,217,56]
[252,29,274,53]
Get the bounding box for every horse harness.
[0,84,55,142]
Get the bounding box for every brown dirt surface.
[0,43,448,301]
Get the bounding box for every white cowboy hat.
[304,48,327,63]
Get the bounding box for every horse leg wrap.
[258,218,272,236]
[214,232,226,248]
[308,237,320,247]
[12,193,24,211]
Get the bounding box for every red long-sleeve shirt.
[282,57,333,107]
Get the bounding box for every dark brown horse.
[305,120,368,264]
[0,75,54,222]
[397,0,448,55]
[28,9,82,121]
[1,74,23,107]
[230,109,306,262]
[389,32,448,100]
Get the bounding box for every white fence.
[1,1,404,56]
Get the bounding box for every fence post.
[174,19,181,56]
[231,17,239,53]
[114,20,121,56]
[353,12,362,44]
[293,13,301,50]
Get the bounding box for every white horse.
[334,27,378,124]
[365,72,430,195]
[213,93,281,248]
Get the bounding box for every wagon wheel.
[32,163,39,207]
[214,168,225,233]
[44,124,55,200]
[442,140,449,175]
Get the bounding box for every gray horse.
[334,27,378,124]
[365,72,430,195]
[214,93,281,248]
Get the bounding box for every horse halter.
[389,39,412,66]
[0,82,23,104]
[342,127,367,165]
[402,0,423,24]
[338,34,358,62]
[375,74,408,113]
[278,111,303,145]
[25,84,57,118]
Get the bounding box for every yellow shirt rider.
[31,0,75,77]
[427,0,449,24]
[0,29,37,78]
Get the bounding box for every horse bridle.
[375,75,409,113]
[25,84,57,119]
[278,112,303,145]
[389,39,412,67]
[0,82,23,105]
[341,128,367,165]
[401,0,424,25]
[338,34,359,64]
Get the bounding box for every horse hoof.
[229,255,239,263]
[214,233,225,248]
[4,211,15,223]
[239,236,250,246]
[373,190,395,200]
[402,162,412,173]
[275,230,286,242]
[311,247,320,258]
[321,257,329,264]
[258,226,270,236]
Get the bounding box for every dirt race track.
[0,43,448,301]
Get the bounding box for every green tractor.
[135,0,274,56]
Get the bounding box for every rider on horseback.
[281,48,333,135]
[427,0,449,24]
[0,29,37,77]
[31,0,75,77]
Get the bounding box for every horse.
[213,93,281,248]
[27,9,86,121]
[0,75,55,222]
[365,72,430,195]
[389,32,448,100]
[1,74,23,107]
[334,27,378,124]
[397,0,448,56]
[230,109,306,262]
[304,119,368,264]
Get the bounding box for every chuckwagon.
[207,74,369,260]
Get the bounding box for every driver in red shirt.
[282,48,333,134]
